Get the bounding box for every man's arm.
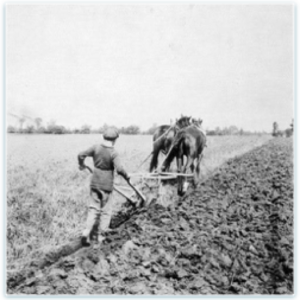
[78,146,95,169]
[112,151,130,181]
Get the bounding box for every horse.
[149,115,191,172]
[161,119,206,196]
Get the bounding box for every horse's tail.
[172,130,186,148]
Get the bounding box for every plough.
[84,165,146,207]
[129,172,194,180]
[84,165,193,208]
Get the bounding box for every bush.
[7,126,17,133]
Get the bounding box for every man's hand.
[79,165,86,171]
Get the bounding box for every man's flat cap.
[103,127,119,140]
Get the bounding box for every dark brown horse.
[162,119,206,196]
[149,115,191,172]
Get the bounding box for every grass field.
[6,133,272,271]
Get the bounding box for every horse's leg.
[163,137,174,172]
[190,159,195,174]
[195,153,203,186]
[183,156,193,174]
[176,155,181,173]
[191,160,196,188]
[183,156,194,190]
[149,147,160,172]
[177,155,184,196]
[192,157,198,188]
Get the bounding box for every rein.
[134,124,176,171]
[157,130,184,171]
[153,124,176,144]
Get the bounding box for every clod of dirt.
[122,240,139,255]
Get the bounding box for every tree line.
[7,121,265,136]
[7,120,147,135]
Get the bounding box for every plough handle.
[113,186,138,205]
[85,165,93,174]
[83,165,144,206]
[127,181,146,205]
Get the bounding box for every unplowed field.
[7,137,293,295]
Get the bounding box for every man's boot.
[81,229,91,247]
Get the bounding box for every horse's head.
[192,118,203,128]
[176,115,192,129]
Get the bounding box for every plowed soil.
[7,138,293,295]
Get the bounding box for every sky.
[6,4,294,132]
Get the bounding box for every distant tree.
[228,125,239,135]
[145,123,158,135]
[64,128,72,134]
[124,125,140,135]
[53,125,66,134]
[34,117,43,130]
[207,126,248,136]
[7,125,17,133]
[36,126,46,134]
[80,124,91,134]
[46,120,67,134]
[215,127,222,135]
[272,122,278,137]
[222,127,230,135]
[97,123,109,134]
[46,120,56,134]
[72,128,80,134]
[23,125,35,134]
[272,122,285,137]
[285,119,294,138]
[19,117,26,131]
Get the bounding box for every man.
[78,127,130,246]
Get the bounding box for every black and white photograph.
[5,3,294,295]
